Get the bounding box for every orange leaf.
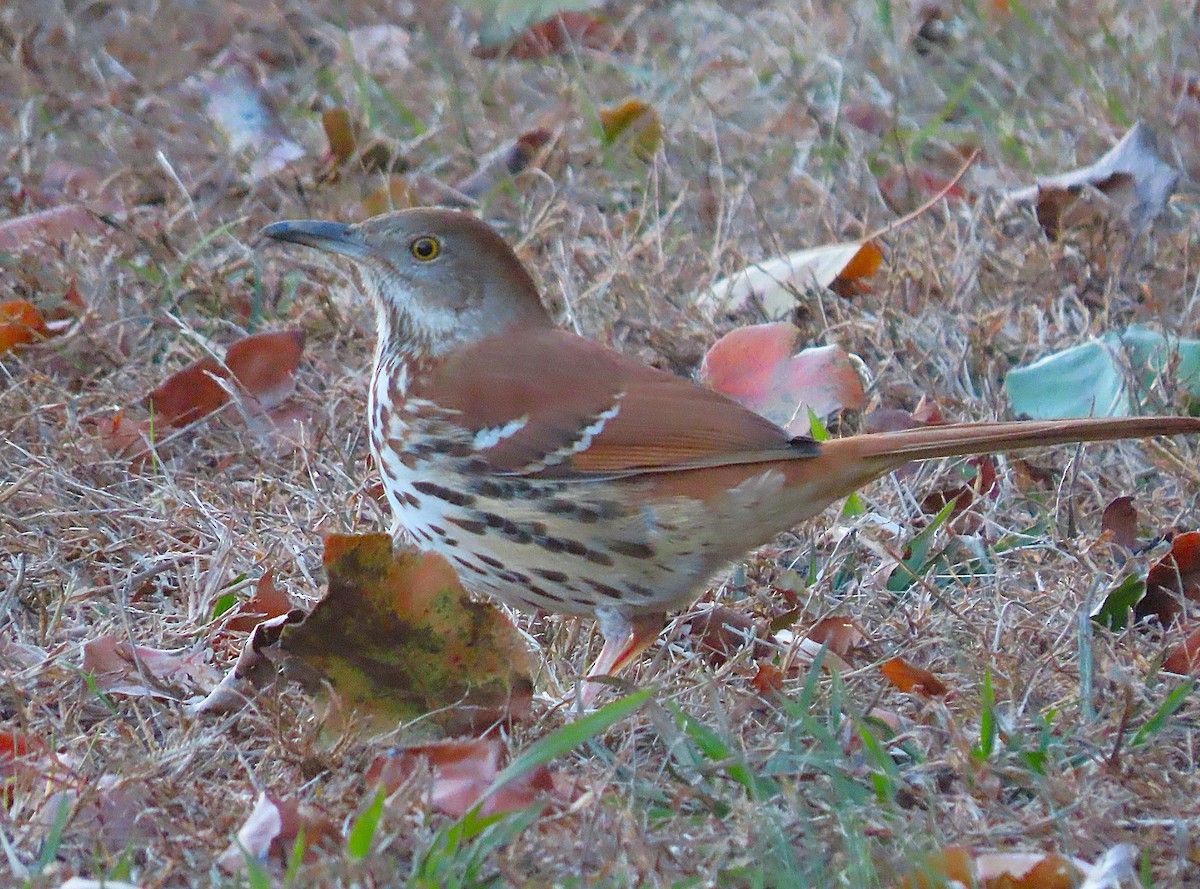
[148,356,228,426]
[880,657,948,697]
[225,570,293,633]
[0,299,47,353]
[1162,622,1200,675]
[806,616,866,657]
[599,99,662,160]
[322,107,356,165]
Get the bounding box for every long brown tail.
[807,416,1200,506]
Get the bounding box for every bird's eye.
[410,236,440,261]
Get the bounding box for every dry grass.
[3,0,1200,886]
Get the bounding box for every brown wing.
[414,327,818,476]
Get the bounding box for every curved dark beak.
[259,220,368,258]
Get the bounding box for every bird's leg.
[580,608,665,707]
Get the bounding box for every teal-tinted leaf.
[1005,340,1129,418]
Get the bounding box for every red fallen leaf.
[1100,496,1138,551]
[0,299,48,353]
[217,792,337,873]
[456,128,555,200]
[0,204,103,253]
[684,605,767,665]
[367,737,558,818]
[225,570,293,633]
[699,322,867,435]
[880,657,949,698]
[749,660,785,695]
[473,12,619,60]
[1135,530,1200,626]
[148,329,305,426]
[805,616,867,658]
[1162,622,1200,675]
[919,456,998,525]
[81,634,219,699]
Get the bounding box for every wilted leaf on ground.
[473,8,618,58]
[224,570,293,634]
[202,62,305,182]
[279,534,534,734]
[42,773,164,852]
[321,107,357,166]
[599,99,662,160]
[682,606,767,666]
[0,204,104,253]
[1161,622,1200,675]
[1001,122,1179,237]
[904,846,1099,889]
[81,634,219,700]
[804,616,867,658]
[362,177,419,217]
[200,535,534,735]
[880,657,949,698]
[700,239,882,319]
[217,791,337,874]
[699,322,868,434]
[148,329,305,426]
[367,737,559,817]
[1006,324,1200,418]
[1135,530,1200,627]
[1100,496,1138,551]
[0,299,48,353]
[456,128,555,200]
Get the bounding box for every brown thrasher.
[262,208,1200,700]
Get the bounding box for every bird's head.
[260,208,551,356]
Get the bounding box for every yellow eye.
[410,236,440,261]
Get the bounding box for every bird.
[261,207,1200,703]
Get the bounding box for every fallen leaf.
[362,177,419,217]
[1135,530,1200,626]
[805,616,867,658]
[1161,622,1200,675]
[1100,496,1138,551]
[1001,122,1179,236]
[81,634,219,699]
[683,606,767,666]
[456,128,554,200]
[367,737,558,817]
[201,535,535,735]
[599,99,662,160]
[904,847,1094,889]
[749,660,785,695]
[699,322,868,434]
[0,204,104,253]
[322,107,357,166]
[148,329,305,426]
[202,62,305,182]
[0,299,48,353]
[217,791,337,873]
[224,570,293,633]
[57,879,145,889]
[474,10,619,59]
[700,240,882,319]
[880,657,949,698]
[1006,324,1200,419]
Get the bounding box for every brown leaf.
[148,329,305,427]
[362,177,419,217]
[0,299,48,353]
[367,737,559,818]
[749,660,785,695]
[1100,496,1138,551]
[1002,122,1179,237]
[699,322,868,435]
[1134,530,1200,626]
[684,606,766,665]
[805,616,867,658]
[322,107,357,166]
[274,534,534,735]
[1162,622,1200,675]
[218,792,337,873]
[456,128,554,200]
[474,12,620,60]
[81,634,219,699]
[880,656,948,698]
[0,204,104,253]
[225,570,293,633]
